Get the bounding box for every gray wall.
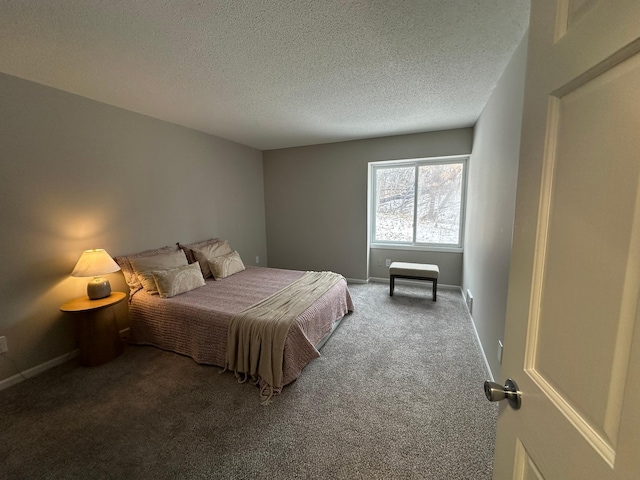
[263,129,473,281]
[462,33,528,380]
[369,249,462,286]
[0,72,267,384]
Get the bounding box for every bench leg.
[433,279,437,302]
[390,276,395,296]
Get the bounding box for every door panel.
[532,53,640,459]
[493,0,640,478]
[565,0,602,30]
[514,440,545,480]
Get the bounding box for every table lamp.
[71,249,121,300]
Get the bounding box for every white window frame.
[368,155,468,253]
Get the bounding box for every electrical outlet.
[497,340,504,364]
[385,259,391,267]
[0,336,8,354]
[255,256,260,264]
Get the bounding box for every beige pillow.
[192,240,233,278]
[130,250,188,294]
[208,251,245,280]
[152,263,205,298]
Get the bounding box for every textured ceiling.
[0,1,530,150]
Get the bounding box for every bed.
[115,240,354,402]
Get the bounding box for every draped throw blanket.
[226,271,344,403]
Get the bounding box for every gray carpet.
[0,282,497,479]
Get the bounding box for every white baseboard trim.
[0,327,131,392]
[345,278,368,284]
[463,292,495,382]
[0,349,79,392]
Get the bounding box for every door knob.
[484,378,521,409]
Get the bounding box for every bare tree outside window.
[416,163,463,244]
[375,166,415,242]
[373,160,465,246]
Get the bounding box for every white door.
[492,1,640,479]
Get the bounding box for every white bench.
[389,262,439,301]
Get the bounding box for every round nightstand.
[60,292,126,366]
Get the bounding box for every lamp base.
[87,277,112,300]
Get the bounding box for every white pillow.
[208,251,245,280]
[130,250,188,294]
[152,263,205,298]
[192,240,232,278]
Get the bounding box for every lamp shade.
[71,249,120,299]
[71,249,121,277]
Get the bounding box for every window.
[370,157,467,250]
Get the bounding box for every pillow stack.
[114,245,179,295]
[126,249,204,298]
[115,237,247,299]
[182,239,245,280]
[129,249,190,295]
[191,240,233,278]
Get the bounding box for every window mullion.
[412,165,418,244]
[371,166,377,242]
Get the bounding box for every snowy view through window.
[374,162,464,245]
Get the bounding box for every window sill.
[370,244,463,254]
